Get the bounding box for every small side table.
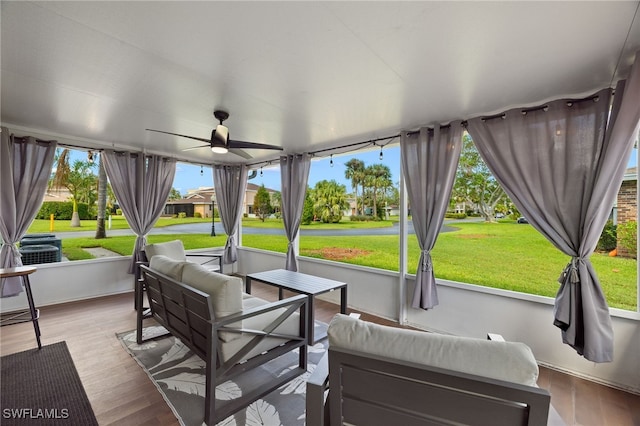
[245,269,347,345]
[0,266,42,349]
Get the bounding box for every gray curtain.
[466,52,640,362]
[102,151,176,273]
[0,128,57,297]
[401,124,463,309]
[213,164,248,264]
[280,153,311,271]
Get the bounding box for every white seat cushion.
[328,314,539,387]
[219,294,301,363]
[145,240,187,261]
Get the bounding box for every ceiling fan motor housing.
[214,110,229,124]
[211,124,229,153]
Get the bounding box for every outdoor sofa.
[307,314,554,426]
[139,254,309,425]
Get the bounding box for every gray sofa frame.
[139,264,309,425]
[308,346,551,426]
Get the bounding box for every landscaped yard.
[28,218,637,311]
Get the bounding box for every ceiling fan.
[146,110,283,159]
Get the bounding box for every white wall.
[237,248,398,321]
[405,278,640,394]
[5,249,638,394]
[238,248,640,394]
[0,257,133,311]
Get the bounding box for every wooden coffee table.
[245,269,347,345]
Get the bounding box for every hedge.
[36,202,93,220]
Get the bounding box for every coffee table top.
[247,269,346,295]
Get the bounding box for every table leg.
[245,276,252,294]
[278,288,284,300]
[23,275,42,350]
[340,286,347,314]
[308,295,315,345]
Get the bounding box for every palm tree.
[51,149,96,227]
[366,164,392,218]
[312,180,348,223]
[50,149,71,191]
[95,153,107,238]
[344,158,365,215]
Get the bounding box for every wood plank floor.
[1,286,639,426]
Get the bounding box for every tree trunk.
[372,184,378,218]
[70,199,81,227]
[95,155,107,239]
[70,211,81,227]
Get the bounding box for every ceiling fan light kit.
[211,124,229,153]
[145,109,283,159]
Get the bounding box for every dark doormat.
[1,341,98,425]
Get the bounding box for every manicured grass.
[62,234,227,258]
[55,221,636,311]
[242,222,637,311]
[242,217,394,229]
[28,215,393,233]
[29,216,210,233]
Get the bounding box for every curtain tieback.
[421,250,432,272]
[558,257,581,284]
[2,242,22,260]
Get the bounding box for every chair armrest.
[215,294,308,326]
[185,252,223,272]
[306,352,330,426]
[185,253,222,259]
[214,294,309,369]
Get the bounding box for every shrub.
[178,212,187,219]
[36,202,92,220]
[194,212,202,218]
[116,208,123,215]
[597,220,617,252]
[617,220,637,258]
[301,196,314,225]
[445,213,467,219]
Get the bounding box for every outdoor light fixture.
[210,124,229,154]
[87,151,94,164]
[330,154,334,167]
[200,166,204,176]
[379,145,383,160]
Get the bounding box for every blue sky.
[174,146,402,195]
[67,144,636,197]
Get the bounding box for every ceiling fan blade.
[228,139,283,151]
[229,148,253,159]
[146,129,211,144]
[182,145,209,151]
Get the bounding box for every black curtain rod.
[245,122,468,168]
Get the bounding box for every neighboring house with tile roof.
[164,183,279,218]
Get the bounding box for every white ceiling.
[2,1,639,166]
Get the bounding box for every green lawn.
[28,216,393,233]
[28,216,210,233]
[41,219,637,311]
[242,222,637,311]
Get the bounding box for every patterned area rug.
[117,326,327,426]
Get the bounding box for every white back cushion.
[145,240,187,261]
[328,314,539,387]
[181,263,243,342]
[148,255,187,281]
